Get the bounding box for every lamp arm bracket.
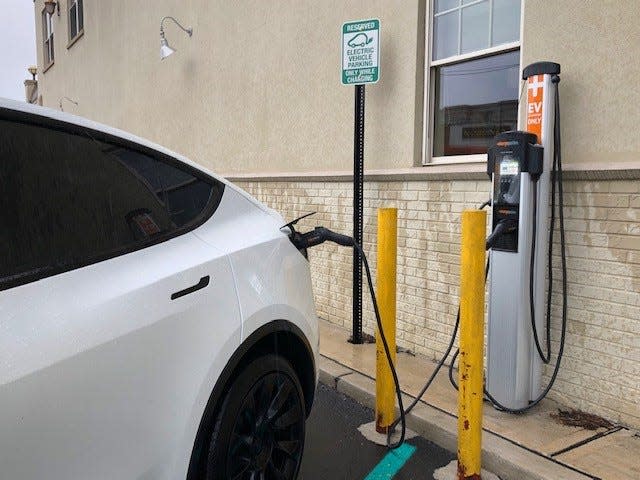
[160,16,193,37]
[58,96,78,111]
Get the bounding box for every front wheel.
[206,354,306,480]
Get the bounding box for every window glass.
[109,147,215,228]
[492,0,521,45]
[433,50,519,156]
[69,4,77,39]
[78,0,84,31]
[69,0,84,41]
[434,11,458,60]
[433,0,520,60]
[461,1,490,54]
[42,10,54,65]
[435,0,459,13]
[0,118,221,288]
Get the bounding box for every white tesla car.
[0,98,318,480]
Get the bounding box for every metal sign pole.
[342,18,379,344]
[351,83,365,344]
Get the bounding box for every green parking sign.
[342,19,380,85]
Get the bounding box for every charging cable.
[288,227,407,448]
[529,176,552,363]
[357,242,407,448]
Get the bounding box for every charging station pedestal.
[486,63,560,409]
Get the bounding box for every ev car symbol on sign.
[342,19,380,85]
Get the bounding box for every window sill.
[67,29,84,49]
[42,60,54,74]
[428,154,487,165]
[431,42,520,67]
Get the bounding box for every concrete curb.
[319,356,595,480]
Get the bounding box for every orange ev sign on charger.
[526,74,544,142]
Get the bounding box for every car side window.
[0,117,223,289]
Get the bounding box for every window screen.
[0,118,223,289]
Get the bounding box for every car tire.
[205,354,306,480]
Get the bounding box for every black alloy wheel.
[206,355,306,480]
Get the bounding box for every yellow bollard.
[375,208,397,434]
[458,210,487,479]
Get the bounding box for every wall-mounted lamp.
[59,96,78,112]
[44,0,60,16]
[160,16,193,60]
[28,66,38,81]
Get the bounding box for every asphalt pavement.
[299,383,454,479]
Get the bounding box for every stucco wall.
[35,1,640,175]
[33,0,423,173]
[522,0,640,169]
[235,176,640,429]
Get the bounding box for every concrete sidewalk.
[318,319,639,480]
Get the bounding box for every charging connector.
[291,226,355,249]
[485,219,514,250]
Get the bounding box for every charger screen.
[500,158,519,176]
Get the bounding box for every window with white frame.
[428,0,521,161]
[42,9,54,67]
[68,0,84,43]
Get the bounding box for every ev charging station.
[486,63,562,410]
[290,57,566,459]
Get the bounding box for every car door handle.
[171,276,210,300]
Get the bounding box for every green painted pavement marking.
[364,443,417,479]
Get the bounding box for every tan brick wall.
[234,178,640,428]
